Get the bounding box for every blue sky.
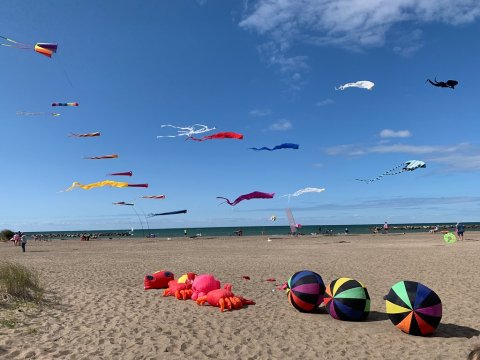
[1,0,480,231]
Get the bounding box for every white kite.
[335,81,375,91]
[281,187,325,199]
[157,124,216,138]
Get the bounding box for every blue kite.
[249,143,299,151]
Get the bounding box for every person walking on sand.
[383,222,389,234]
[21,234,27,253]
[456,222,465,241]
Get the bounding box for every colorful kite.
[84,154,118,160]
[188,132,243,142]
[65,180,148,191]
[108,171,133,176]
[356,160,426,184]
[141,195,166,199]
[69,132,100,137]
[52,102,79,107]
[113,201,134,206]
[249,143,299,151]
[147,210,187,217]
[1,36,57,58]
[16,111,60,117]
[281,187,325,199]
[335,81,375,91]
[217,191,274,206]
[157,124,216,138]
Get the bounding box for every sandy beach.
[1,232,479,359]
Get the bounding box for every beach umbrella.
[443,232,457,244]
[385,280,442,336]
[324,278,370,321]
[287,270,325,313]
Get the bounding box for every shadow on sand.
[434,323,480,339]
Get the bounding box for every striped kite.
[335,81,374,91]
[188,132,243,142]
[141,195,166,199]
[16,111,60,117]
[249,143,299,151]
[217,191,274,206]
[69,132,100,138]
[108,171,133,176]
[147,210,187,217]
[157,124,216,138]
[356,160,426,184]
[1,35,57,58]
[84,154,118,160]
[65,180,148,191]
[113,201,135,206]
[52,102,78,107]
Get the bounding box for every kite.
[16,111,60,117]
[69,132,100,137]
[426,77,458,89]
[217,191,274,206]
[281,187,325,199]
[147,210,187,217]
[84,154,118,160]
[188,132,243,142]
[113,201,134,206]
[108,171,133,176]
[52,102,79,107]
[141,195,166,199]
[157,124,216,138]
[356,160,426,184]
[1,36,57,58]
[65,180,148,191]
[249,143,299,151]
[335,81,375,91]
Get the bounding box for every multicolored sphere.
[287,270,325,313]
[324,277,370,321]
[385,280,442,336]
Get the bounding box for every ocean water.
[25,222,479,239]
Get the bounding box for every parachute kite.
[141,195,166,199]
[69,132,100,138]
[147,210,187,217]
[356,160,426,184]
[1,36,57,58]
[188,132,243,142]
[113,201,134,206]
[157,124,216,138]
[84,154,118,160]
[426,77,458,89]
[249,143,299,151]
[108,171,133,176]
[335,81,375,91]
[281,187,325,199]
[65,180,148,191]
[52,102,79,107]
[16,111,60,117]
[217,191,274,206]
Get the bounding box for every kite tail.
[356,163,405,183]
[186,136,204,142]
[65,182,81,191]
[249,147,272,151]
[216,196,234,206]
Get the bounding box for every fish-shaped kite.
[1,35,57,58]
[281,187,326,198]
[69,132,100,137]
[188,132,243,142]
[113,201,134,206]
[16,111,60,117]
[108,171,133,176]
[249,143,299,151]
[335,81,374,91]
[84,154,118,160]
[356,160,426,184]
[425,77,458,89]
[157,124,216,138]
[217,191,275,206]
[141,195,166,199]
[52,102,79,107]
[147,210,187,217]
[65,180,148,191]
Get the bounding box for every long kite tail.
[186,136,204,142]
[249,147,272,151]
[355,163,405,183]
[216,196,234,205]
[0,35,31,49]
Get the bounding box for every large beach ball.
[324,278,370,321]
[287,270,325,313]
[385,280,442,336]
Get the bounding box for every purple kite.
[217,191,275,206]
[249,143,299,151]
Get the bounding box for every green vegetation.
[0,262,44,304]
[0,229,14,242]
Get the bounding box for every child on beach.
[21,234,27,252]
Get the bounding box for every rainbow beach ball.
[287,270,325,313]
[324,277,370,321]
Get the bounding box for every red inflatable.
[144,270,174,290]
[196,284,255,312]
[163,273,196,300]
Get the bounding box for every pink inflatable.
[191,274,221,301]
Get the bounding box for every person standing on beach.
[456,222,465,241]
[383,222,389,234]
[184,229,187,237]
[20,234,27,252]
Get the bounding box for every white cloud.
[316,98,334,107]
[380,129,412,138]
[268,119,292,131]
[325,142,463,156]
[249,109,272,117]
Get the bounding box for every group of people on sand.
[10,231,27,252]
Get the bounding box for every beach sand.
[1,232,479,359]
